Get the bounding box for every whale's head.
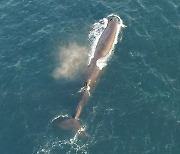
[107,14,126,28]
[107,15,120,24]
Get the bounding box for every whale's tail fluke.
[51,116,89,137]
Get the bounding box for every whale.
[52,15,125,135]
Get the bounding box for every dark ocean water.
[0,0,180,154]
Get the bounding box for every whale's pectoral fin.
[52,117,89,137]
[78,87,85,93]
[78,83,91,96]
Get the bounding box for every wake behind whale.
[52,14,126,136]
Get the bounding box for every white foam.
[50,114,69,122]
[88,18,108,66]
[88,14,126,70]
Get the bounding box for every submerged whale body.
[52,15,126,135]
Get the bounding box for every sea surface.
[0,0,180,154]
